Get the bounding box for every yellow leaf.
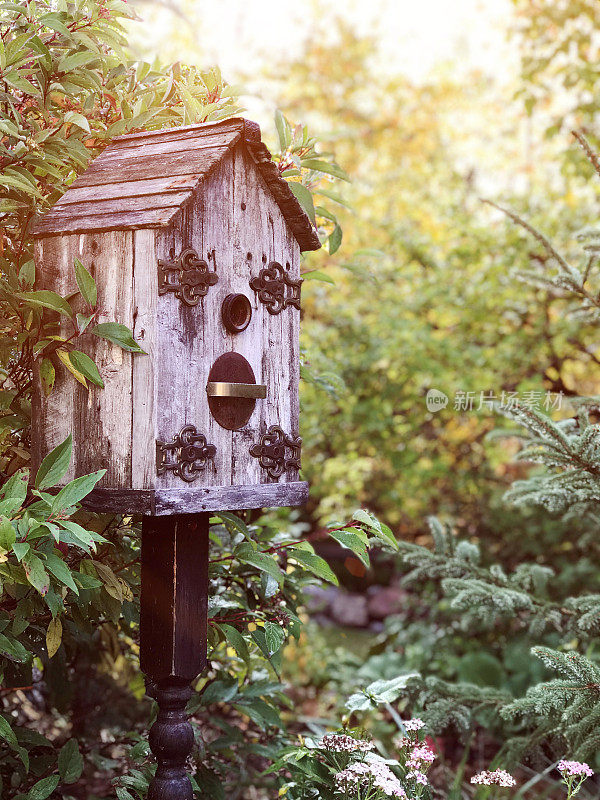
[46,617,62,658]
[56,349,87,388]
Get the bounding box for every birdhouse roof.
[31,118,321,251]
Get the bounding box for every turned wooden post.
[141,513,209,798]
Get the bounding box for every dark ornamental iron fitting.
[250,425,302,479]
[249,261,302,315]
[158,247,218,307]
[157,425,217,482]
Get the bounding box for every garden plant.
[2,0,600,799]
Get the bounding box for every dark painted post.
[140,513,210,799]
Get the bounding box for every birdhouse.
[31,118,320,515]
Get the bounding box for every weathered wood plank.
[51,192,190,217]
[131,229,157,489]
[155,482,309,514]
[33,207,179,236]
[100,130,240,161]
[83,488,155,514]
[83,483,309,515]
[71,231,134,487]
[53,176,200,207]
[140,514,209,681]
[114,118,245,145]
[31,235,79,481]
[71,146,230,187]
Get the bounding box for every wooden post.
[140,514,210,799]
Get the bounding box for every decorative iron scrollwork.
[249,261,302,315]
[249,425,301,479]
[158,248,218,307]
[156,425,216,482]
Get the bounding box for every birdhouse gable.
[31,118,321,252]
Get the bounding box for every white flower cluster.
[402,718,425,732]
[406,770,428,785]
[470,769,516,787]
[320,733,374,753]
[335,761,406,798]
[406,744,435,769]
[557,760,593,778]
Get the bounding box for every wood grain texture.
[32,232,135,486]
[31,235,79,480]
[33,207,180,236]
[114,117,245,145]
[100,131,241,161]
[154,481,309,515]
[81,482,309,514]
[140,514,209,682]
[132,229,157,488]
[51,192,190,216]
[53,176,200,207]
[71,147,231,187]
[71,231,134,487]
[83,488,155,514]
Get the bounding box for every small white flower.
[558,760,593,778]
[319,733,373,753]
[403,718,425,732]
[471,769,516,787]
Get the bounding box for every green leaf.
[329,530,370,567]
[73,258,97,307]
[39,358,55,397]
[0,632,30,663]
[46,616,62,658]
[300,158,350,181]
[18,260,35,287]
[201,678,238,705]
[45,553,79,594]
[1,468,28,505]
[58,738,83,784]
[60,521,101,552]
[302,269,335,284]
[287,547,338,585]
[69,351,104,388]
[12,542,29,561]
[288,182,316,225]
[0,516,16,550]
[22,552,50,596]
[328,224,343,255]
[20,290,73,318]
[275,109,291,150]
[27,775,59,800]
[92,322,146,353]
[51,470,106,513]
[352,509,398,550]
[63,111,91,133]
[0,714,18,748]
[221,624,250,665]
[76,313,93,333]
[264,621,286,656]
[58,51,98,73]
[35,434,72,490]
[235,546,284,586]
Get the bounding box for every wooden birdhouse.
[31,118,320,515]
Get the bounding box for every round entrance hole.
[221,293,252,333]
